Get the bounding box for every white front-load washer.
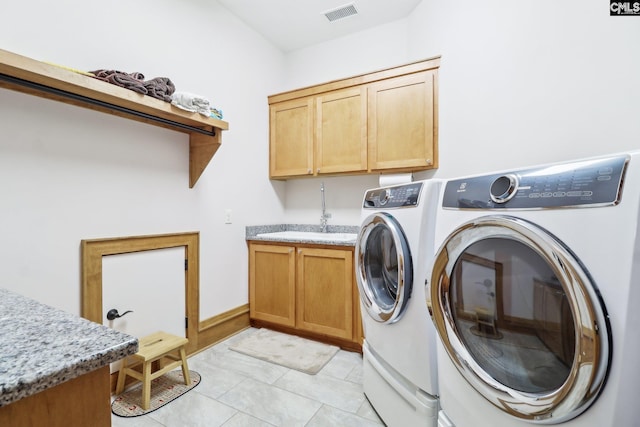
[427,152,640,427]
[355,179,441,427]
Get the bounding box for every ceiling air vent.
[323,4,358,22]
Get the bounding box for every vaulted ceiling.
[217,0,422,52]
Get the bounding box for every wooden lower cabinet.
[0,366,111,427]
[296,247,353,340]
[249,242,362,351]
[249,243,296,327]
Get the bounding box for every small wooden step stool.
[474,307,497,336]
[116,331,191,410]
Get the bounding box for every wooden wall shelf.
[0,48,229,188]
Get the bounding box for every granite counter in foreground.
[0,288,138,407]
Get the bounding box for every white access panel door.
[102,247,186,372]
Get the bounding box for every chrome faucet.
[320,182,329,233]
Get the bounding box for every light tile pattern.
[112,328,383,427]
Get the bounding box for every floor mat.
[111,370,200,417]
[229,328,339,375]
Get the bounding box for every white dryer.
[356,179,441,427]
[427,152,640,427]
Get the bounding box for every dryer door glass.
[450,238,574,393]
[428,215,610,424]
[356,212,412,324]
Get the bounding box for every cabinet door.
[368,70,437,171]
[316,87,367,174]
[270,98,314,178]
[249,243,296,327]
[296,247,353,340]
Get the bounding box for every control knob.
[490,174,519,204]
[379,188,391,206]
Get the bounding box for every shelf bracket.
[189,132,221,188]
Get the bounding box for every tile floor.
[111,328,383,427]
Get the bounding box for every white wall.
[0,0,286,321]
[280,0,640,227]
[4,0,639,327]
[283,19,410,90]
[406,0,640,178]
[278,19,414,227]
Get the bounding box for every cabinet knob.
[426,159,432,165]
[317,168,320,173]
[307,169,312,174]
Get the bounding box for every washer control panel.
[443,155,628,209]
[363,182,424,209]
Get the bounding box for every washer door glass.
[428,215,610,424]
[356,212,412,324]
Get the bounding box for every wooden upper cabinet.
[268,56,440,180]
[368,71,437,171]
[269,98,314,178]
[315,87,367,175]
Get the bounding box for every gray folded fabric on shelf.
[144,77,176,102]
[90,69,147,94]
[171,91,211,115]
[90,70,176,102]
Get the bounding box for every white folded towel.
[171,91,211,116]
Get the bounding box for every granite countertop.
[0,288,138,407]
[246,224,360,247]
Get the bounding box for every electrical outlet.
[224,209,232,224]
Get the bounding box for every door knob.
[106,308,133,321]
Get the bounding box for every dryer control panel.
[443,154,628,209]
[363,182,424,209]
